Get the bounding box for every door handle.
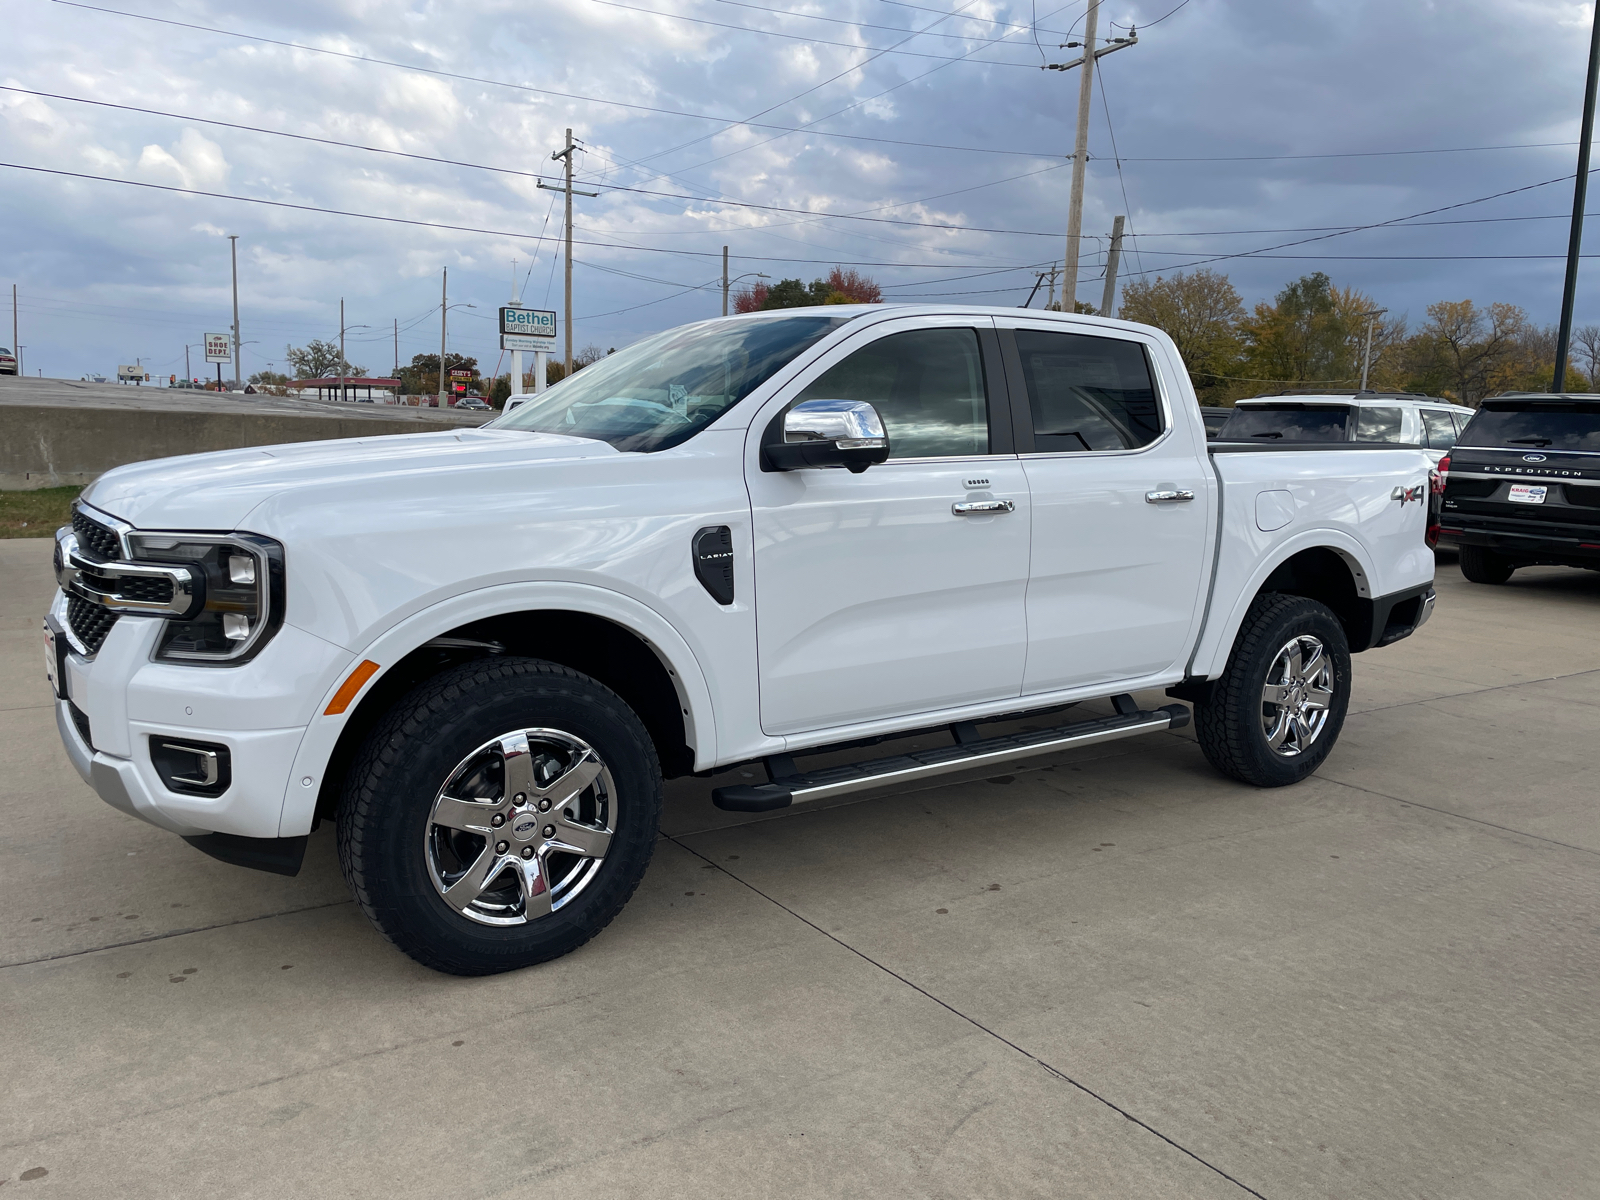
[952,499,1016,516]
[1145,490,1195,504]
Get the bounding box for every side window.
[1422,409,1458,450]
[1013,330,1163,452]
[795,328,989,459]
[1354,407,1405,443]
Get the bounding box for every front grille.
[67,593,118,655]
[69,702,93,750]
[110,575,174,604]
[72,510,121,561]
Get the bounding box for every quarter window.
[795,327,988,459]
[1354,407,1405,443]
[1421,409,1458,450]
[1013,330,1162,452]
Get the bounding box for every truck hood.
[81,428,617,531]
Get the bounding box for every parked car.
[504,394,533,416]
[0,347,16,375]
[1199,406,1232,438]
[1434,393,1600,583]
[46,306,1436,975]
[455,394,492,411]
[1217,391,1473,465]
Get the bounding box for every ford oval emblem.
[1523,453,1547,462]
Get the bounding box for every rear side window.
[1421,410,1459,450]
[1217,405,1350,442]
[797,327,988,459]
[1354,407,1405,443]
[1456,405,1600,453]
[1012,330,1163,452]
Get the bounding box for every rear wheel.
[337,657,661,975]
[1195,593,1352,787]
[1458,544,1514,584]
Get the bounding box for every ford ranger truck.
[45,306,1437,975]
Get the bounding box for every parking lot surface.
[3,536,1597,1198]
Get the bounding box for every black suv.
[1436,394,1600,583]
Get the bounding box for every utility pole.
[11,284,17,378]
[1554,0,1600,392]
[722,246,730,316]
[509,259,523,401]
[339,297,346,404]
[185,343,191,382]
[393,318,398,380]
[228,234,241,389]
[1358,308,1389,391]
[1099,215,1125,317]
[540,129,598,374]
[1047,12,1137,313]
[438,266,449,409]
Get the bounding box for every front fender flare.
[276,581,717,836]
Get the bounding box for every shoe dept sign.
[500,307,557,352]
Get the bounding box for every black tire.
[1194,593,1352,788]
[1458,544,1515,585]
[337,657,661,975]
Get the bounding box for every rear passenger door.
[996,320,1211,695]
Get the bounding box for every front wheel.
[337,657,662,975]
[1194,593,1352,787]
[1458,544,1514,585]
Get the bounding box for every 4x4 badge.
[1523,453,1547,462]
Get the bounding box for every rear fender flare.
[1188,529,1374,681]
[277,581,716,836]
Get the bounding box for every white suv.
[1218,392,1474,464]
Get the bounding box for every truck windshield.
[491,313,852,452]
[1217,404,1351,442]
[1457,404,1600,453]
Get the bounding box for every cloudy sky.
[3,0,1597,380]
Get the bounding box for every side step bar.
[712,703,1191,813]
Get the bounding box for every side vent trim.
[693,525,735,605]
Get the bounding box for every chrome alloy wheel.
[1260,634,1335,757]
[424,728,616,927]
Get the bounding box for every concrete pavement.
[2,537,1597,1197]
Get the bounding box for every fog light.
[227,555,257,585]
[222,613,251,640]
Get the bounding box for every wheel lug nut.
[513,793,526,805]
[521,846,534,859]
[495,841,509,854]
[491,814,505,827]
[537,798,551,812]
[542,825,555,839]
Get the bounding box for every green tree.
[400,352,478,396]
[1118,269,1245,401]
[284,339,364,379]
[1240,272,1356,388]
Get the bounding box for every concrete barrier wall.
[2,403,484,490]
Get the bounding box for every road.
[2,538,1597,1197]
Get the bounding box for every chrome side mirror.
[764,399,891,473]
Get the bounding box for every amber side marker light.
[326,660,381,715]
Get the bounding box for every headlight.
[126,533,285,664]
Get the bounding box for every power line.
[711,0,1074,43]
[587,0,1042,66]
[46,0,1050,159]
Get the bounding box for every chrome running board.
[711,703,1191,812]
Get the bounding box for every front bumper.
[49,588,352,839]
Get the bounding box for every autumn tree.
[732,267,881,312]
[1118,269,1245,401]
[1239,273,1358,389]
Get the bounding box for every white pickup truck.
[45,306,1436,975]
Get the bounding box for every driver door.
[745,317,1031,737]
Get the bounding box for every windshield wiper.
[1507,436,1553,446]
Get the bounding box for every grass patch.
[1,486,83,538]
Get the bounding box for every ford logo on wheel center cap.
[511,815,541,840]
[1523,453,1547,462]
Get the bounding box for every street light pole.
[228,234,241,389]
[1358,308,1389,391]
[438,266,448,409]
[1554,0,1600,393]
[340,297,346,404]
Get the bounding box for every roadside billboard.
[204,333,232,363]
[500,306,556,352]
